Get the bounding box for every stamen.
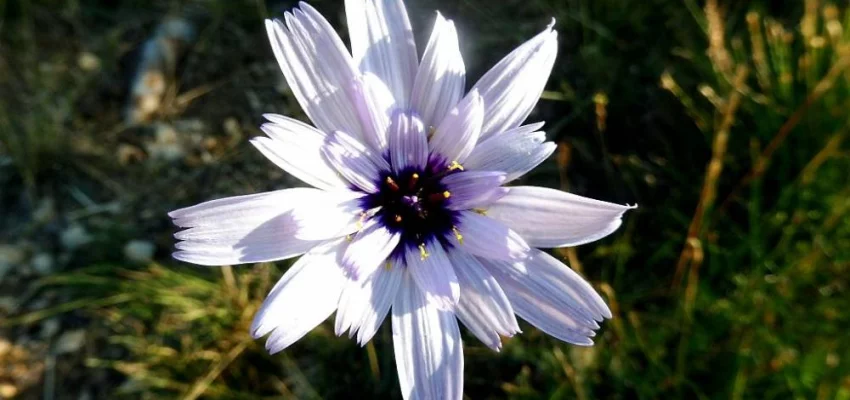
[394,214,403,223]
[452,226,464,244]
[448,161,464,171]
[408,173,419,190]
[419,243,430,260]
[357,211,369,230]
[385,176,400,191]
[428,191,451,203]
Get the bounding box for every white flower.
[169,1,635,398]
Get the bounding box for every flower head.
[169,1,635,398]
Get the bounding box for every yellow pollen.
[419,244,430,260]
[345,234,354,242]
[443,190,451,199]
[448,160,464,171]
[473,208,488,216]
[453,226,464,244]
[357,211,368,230]
[385,261,393,270]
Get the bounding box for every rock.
[33,197,56,224]
[77,51,101,72]
[0,339,11,356]
[0,383,18,398]
[0,297,16,312]
[41,318,61,339]
[124,240,156,263]
[60,225,93,250]
[0,245,26,281]
[54,330,86,355]
[125,17,196,124]
[145,123,185,161]
[31,253,55,275]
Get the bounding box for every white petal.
[342,219,400,280]
[463,123,555,182]
[169,188,348,266]
[392,271,464,400]
[429,90,483,165]
[265,12,362,140]
[253,115,348,190]
[441,171,508,211]
[485,186,635,248]
[346,0,418,106]
[290,190,366,240]
[347,73,397,152]
[451,211,529,262]
[322,130,391,193]
[251,239,347,353]
[405,240,460,310]
[472,22,558,140]
[411,13,465,128]
[388,111,429,173]
[448,251,519,351]
[335,265,403,345]
[480,249,611,346]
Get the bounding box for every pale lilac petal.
[450,211,529,261]
[441,171,508,211]
[347,73,397,152]
[405,240,460,310]
[463,123,555,182]
[472,21,558,140]
[251,239,347,353]
[392,271,464,400]
[335,265,403,345]
[345,0,418,106]
[480,249,611,346]
[342,219,400,280]
[253,115,348,190]
[290,190,366,240]
[322,130,391,193]
[411,13,465,128]
[485,186,635,248]
[429,90,483,165]
[265,13,362,139]
[170,188,346,265]
[448,251,519,351]
[388,111,428,173]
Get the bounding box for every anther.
[428,191,451,203]
[357,211,368,230]
[394,214,403,223]
[408,173,419,190]
[418,243,430,260]
[473,208,488,216]
[448,161,464,171]
[385,176,400,191]
[452,226,464,244]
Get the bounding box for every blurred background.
[1,0,849,398]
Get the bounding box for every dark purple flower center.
[360,162,460,258]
